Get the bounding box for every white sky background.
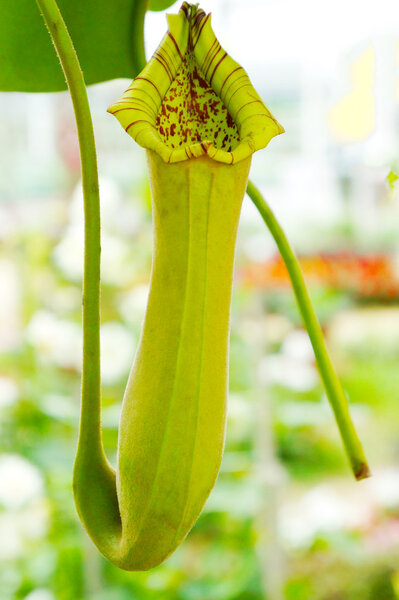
[146,0,399,77]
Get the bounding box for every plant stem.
[246,179,370,480]
[36,0,102,453]
[132,0,150,73]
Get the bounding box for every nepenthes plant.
[3,0,370,572]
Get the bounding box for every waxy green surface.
[74,2,283,570]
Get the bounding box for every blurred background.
[1,0,399,598]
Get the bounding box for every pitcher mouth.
[108,2,284,164]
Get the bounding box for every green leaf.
[0,0,148,92]
[149,0,177,10]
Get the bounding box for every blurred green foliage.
[1,184,399,600]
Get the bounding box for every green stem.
[132,0,150,73]
[36,0,102,453]
[246,179,370,480]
